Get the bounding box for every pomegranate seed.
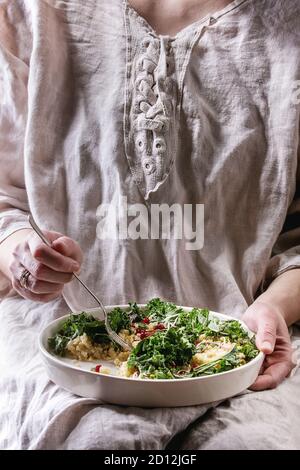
[95,364,102,373]
[141,330,156,339]
[155,323,165,330]
[136,327,146,334]
[142,317,150,324]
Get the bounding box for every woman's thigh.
[0,295,74,448]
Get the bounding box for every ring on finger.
[19,268,31,290]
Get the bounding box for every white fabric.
[1,0,300,449]
[0,0,300,314]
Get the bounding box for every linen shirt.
[0,0,300,317]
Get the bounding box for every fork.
[28,214,132,351]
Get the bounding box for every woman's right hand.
[9,230,83,302]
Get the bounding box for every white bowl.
[39,305,264,407]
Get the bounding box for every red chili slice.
[95,364,102,373]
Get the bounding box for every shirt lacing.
[130,34,177,199]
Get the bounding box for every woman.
[0,0,299,449]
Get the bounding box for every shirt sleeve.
[261,145,300,291]
[0,2,33,295]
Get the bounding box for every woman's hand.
[243,301,294,390]
[9,230,83,302]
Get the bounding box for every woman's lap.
[169,378,300,449]
[0,295,299,450]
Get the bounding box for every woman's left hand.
[243,301,294,390]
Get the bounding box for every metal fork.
[28,214,132,351]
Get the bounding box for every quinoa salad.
[48,298,259,380]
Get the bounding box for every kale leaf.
[128,302,146,323]
[144,298,179,323]
[127,327,196,379]
[48,334,70,356]
[108,307,130,332]
[48,313,110,356]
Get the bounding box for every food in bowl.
[48,298,259,380]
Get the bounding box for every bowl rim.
[39,304,264,384]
